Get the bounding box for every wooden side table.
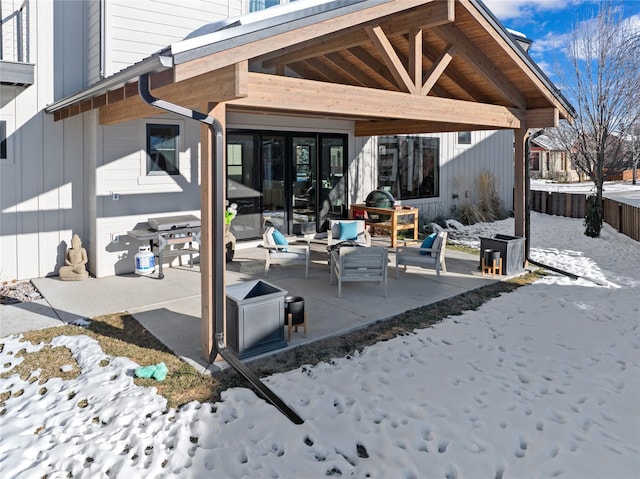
[349,204,419,247]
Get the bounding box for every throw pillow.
[419,233,437,255]
[339,221,358,241]
[272,229,289,252]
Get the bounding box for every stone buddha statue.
[59,234,89,281]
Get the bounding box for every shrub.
[584,196,603,237]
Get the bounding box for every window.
[378,136,439,200]
[227,143,243,180]
[249,0,287,12]
[457,131,471,145]
[146,124,179,175]
[530,151,540,171]
[0,121,6,160]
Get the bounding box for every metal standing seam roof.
[45,0,574,118]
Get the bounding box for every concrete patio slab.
[2,240,510,374]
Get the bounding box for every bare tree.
[554,1,640,236]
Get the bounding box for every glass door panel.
[261,135,287,231]
[291,136,317,234]
[226,133,261,240]
[318,136,347,230]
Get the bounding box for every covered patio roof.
[44,0,575,362]
[46,0,573,133]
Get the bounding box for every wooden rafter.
[366,25,416,93]
[435,23,527,109]
[347,46,402,91]
[324,52,379,88]
[175,0,441,81]
[421,43,457,95]
[459,0,572,120]
[408,28,423,89]
[258,0,454,70]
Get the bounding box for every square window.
[457,131,471,145]
[147,124,179,175]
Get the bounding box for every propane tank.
[135,245,155,275]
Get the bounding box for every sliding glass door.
[227,131,347,239]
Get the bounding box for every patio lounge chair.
[327,219,371,248]
[330,246,388,298]
[263,227,310,278]
[395,231,448,279]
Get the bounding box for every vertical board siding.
[87,0,101,84]
[104,0,241,76]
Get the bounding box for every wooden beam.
[355,119,502,136]
[100,62,248,125]
[366,25,416,93]
[409,28,423,89]
[200,102,226,362]
[514,127,529,238]
[435,23,527,109]
[229,73,521,129]
[421,44,457,96]
[526,107,559,128]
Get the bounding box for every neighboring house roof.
[45,0,575,134]
[532,134,567,151]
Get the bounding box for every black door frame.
[226,129,348,238]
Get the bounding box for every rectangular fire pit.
[226,280,288,359]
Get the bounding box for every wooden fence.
[530,190,639,241]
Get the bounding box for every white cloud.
[482,0,580,20]
[529,31,571,54]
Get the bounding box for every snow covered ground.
[531,179,640,207]
[1,212,639,479]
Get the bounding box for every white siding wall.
[87,0,101,84]
[103,0,243,76]
[92,113,202,277]
[0,0,243,280]
[1,0,88,280]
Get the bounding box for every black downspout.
[138,74,303,425]
[524,130,579,280]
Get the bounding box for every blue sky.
[483,0,640,81]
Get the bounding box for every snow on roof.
[171,0,377,58]
[532,134,567,151]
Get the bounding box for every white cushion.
[264,227,275,246]
[431,234,443,258]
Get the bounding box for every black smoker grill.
[128,214,201,279]
[365,188,395,208]
[364,188,395,222]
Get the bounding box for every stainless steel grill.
[128,215,201,279]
